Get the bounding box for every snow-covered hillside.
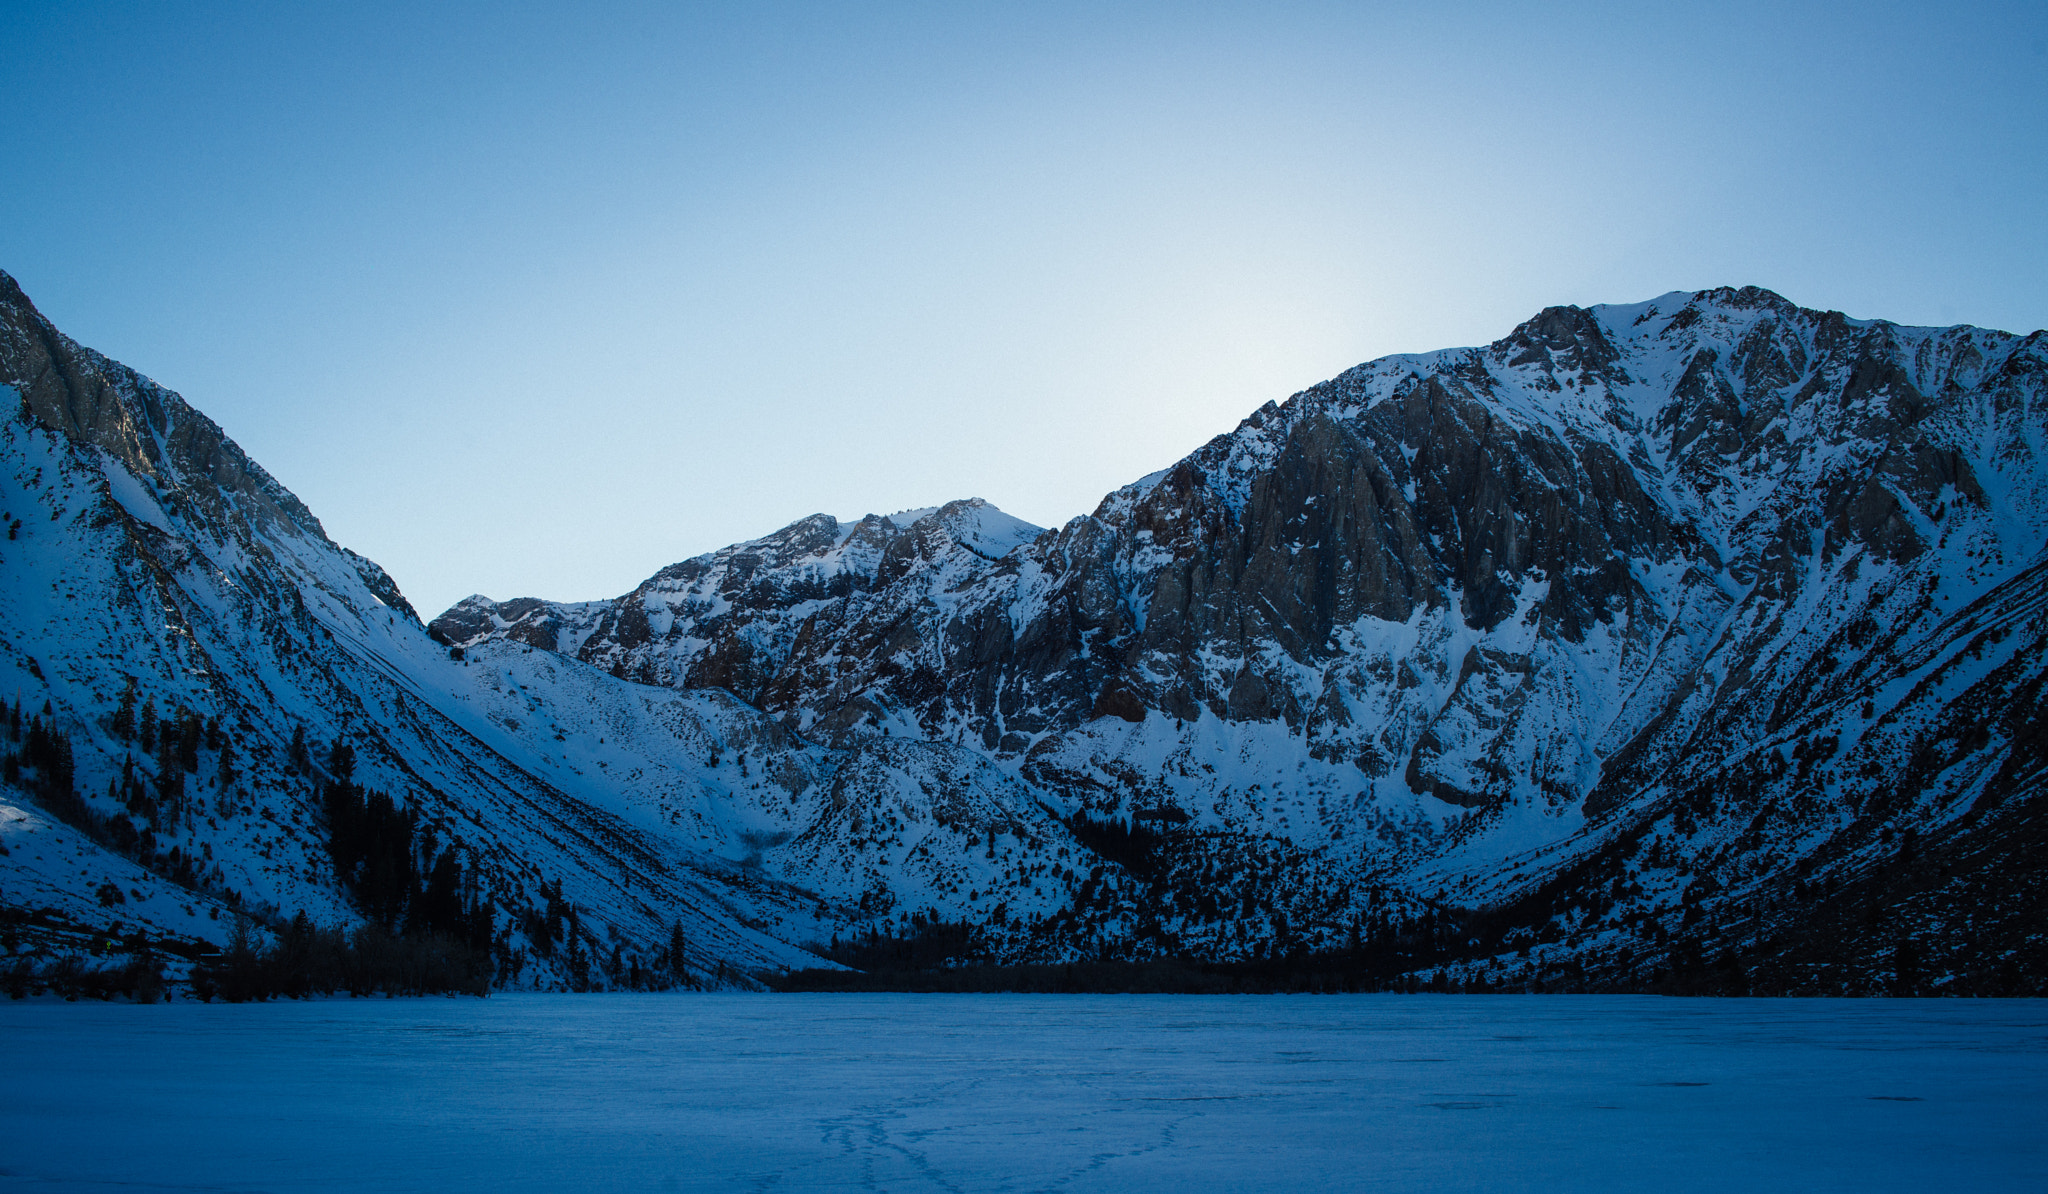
[0,269,965,989]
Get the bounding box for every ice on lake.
[3,994,2044,1192]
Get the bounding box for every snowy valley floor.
[2,994,2044,1192]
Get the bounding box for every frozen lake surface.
[3,994,2044,1192]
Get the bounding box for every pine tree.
[466,895,494,954]
[51,721,74,805]
[566,931,589,991]
[416,847,463,938]
[326,738,355,783]
[543,881,566,957]
[669,920,689,982]
[155,732,185,813]
[178,711,201,773]
[111,678,137,741]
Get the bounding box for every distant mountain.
[3,267,2041,995]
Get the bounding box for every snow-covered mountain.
[443,286,2048,992]
[4,267,2041,995]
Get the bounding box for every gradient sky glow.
[4,1,2045,616]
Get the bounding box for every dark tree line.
[815,914,987,972]
[1063,811,1167,877]
[2,699,76,813]
[192,910,491,1001]
[771,907,1486,994]
[317,740,492,953]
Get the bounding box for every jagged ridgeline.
[3,267,2045,998]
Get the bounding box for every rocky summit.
[4,268,2043,996]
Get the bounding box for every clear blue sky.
[4,1,2044,616]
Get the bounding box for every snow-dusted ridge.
[4,269,2044,994]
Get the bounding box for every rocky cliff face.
[444,289,2044,808]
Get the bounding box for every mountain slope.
[0,270,913,987]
